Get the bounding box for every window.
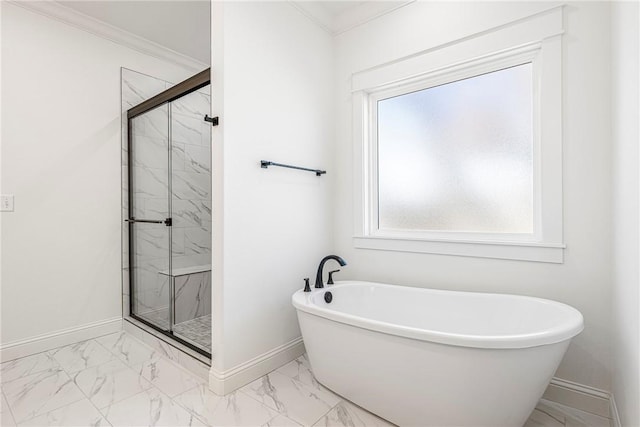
[352,7,564,262]
[376,63,533,236]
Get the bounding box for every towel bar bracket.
[204,115,219,126]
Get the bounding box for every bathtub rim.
[292,280,584,349]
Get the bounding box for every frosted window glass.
[377,64,533,233]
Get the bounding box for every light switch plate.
[1,195,14,212]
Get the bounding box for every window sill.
[353,236,565,263]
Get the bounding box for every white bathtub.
[292,281,583,427]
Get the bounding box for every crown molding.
[8,0,208,73]
[333,0,415,35]
[290,1,415,36]
[288,1,334,34]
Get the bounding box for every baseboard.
[0,317,122,362]
[208,337,305,395]
[609,394,621,427]
[543,377,611,418]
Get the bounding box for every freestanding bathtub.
[292,281,583,427]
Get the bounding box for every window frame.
[351,6,565,263]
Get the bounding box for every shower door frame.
[126,68,211,358]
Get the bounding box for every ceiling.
[292,1,412,34]
[315,1,368,17]
[58,0,211,64]
[56,1,411,64]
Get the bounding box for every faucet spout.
[315,255,347,289]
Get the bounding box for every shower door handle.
[125,218,172,226]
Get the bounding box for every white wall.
[211,2,333,372]
[333,1,613,391]
[0,3,195,348]
[611,1,640,425]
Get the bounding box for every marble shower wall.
[168,88,212,273]
[121,68,212,325]
[174,272,211,324]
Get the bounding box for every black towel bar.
[260,160,326,176]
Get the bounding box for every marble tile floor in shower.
[137,311,211,353]
[173,315,212,352]
[0,331,612,427]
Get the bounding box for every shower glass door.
[126,69,211,357]
[128,104,172,332]
[170,86,212,351]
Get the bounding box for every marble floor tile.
[1,336,613,427]
[1,352,60,384]
[73,359,152,409]
[1,408,17,427]
[1,392,17,427]
[18,398,109,427]
[313,401,396,427]
[102,387,205,427]
[49,340,114,374]
[133,356,203,397]
[263,414,302,426]
[276,355,341,404]
[174,384,277,427]
[276,355,317,388]
[533,399,612,427]
[2,368,85,423]
[96,332,157,366]
[240,371,341,426]
[526,408,565,427]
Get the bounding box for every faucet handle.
[303,278,311,292]
[327,270,340,285]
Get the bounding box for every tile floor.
[0,332,612,427]
[173,315,212,352]
[136,311,211,354]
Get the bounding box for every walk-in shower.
[125,69,212,357]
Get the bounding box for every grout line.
[136,348,206,383]
[1,356,76,424]
[1,347,51,363]
[51,339,117,378]
[311,401,340,426]
[169,384,214,427]
[1,389,18,427]
[96,382,190,421]
[534,408,567,426]
[540,399,614,424]
[77,385,114,427]
[93,388,154,422]
[236,368,343,427]
[58,347,114,427]
[0,353,62,385]
[237,387,274,408]
[234,383,299,423]
[91,333,123,356]
[94,330,161,365]
[264,412,303,427]
[12,380,86,426]
[76,364,154,416]
[42,335,141,426]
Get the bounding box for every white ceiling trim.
[290,1,415,36]
[8,0,208,73]
[333,1,415,35]
[288,2,334,34]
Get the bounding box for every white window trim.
[351,6,565,263]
